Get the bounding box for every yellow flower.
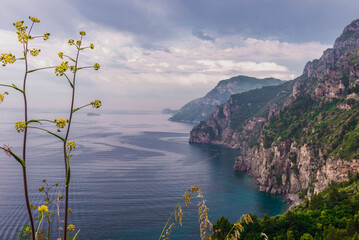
[58,52,63,59]
[13,21,27,32]
[17,32,30,43]
[38,205,48,213]
[67,224,76,232]
[43,33,50,41]
[30,49,41,57]
[66,141,77,151]
[79,31,86,36]
[68,39,75,45]
[1,53,16,66]
[0,94,4,103]
[90,43,94,49]
[55,62,69,76]
[23,226,31,234]
[15,121,26,133]
[68,208,73,214]
[29,16,40,23]
[55,118,67,128]
[94,63,100,70]
[91,99,102,109]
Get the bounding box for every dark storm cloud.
[65,0,359,44]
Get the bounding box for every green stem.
[158,193,186,240]
[72,103,91,113]
[27,66,56,73]
[63,35,82,240]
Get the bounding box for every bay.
[0,109,288,239]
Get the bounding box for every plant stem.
[22,37,35,240]
[63,37,81,240]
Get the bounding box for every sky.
[0,0,359,111]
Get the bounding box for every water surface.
[0,109,288,239]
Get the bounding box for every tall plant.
[0,17,101,240]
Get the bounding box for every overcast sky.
[0,0,359,111]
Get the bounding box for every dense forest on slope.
[212,174,359,240]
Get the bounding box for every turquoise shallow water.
[0,109,288,239]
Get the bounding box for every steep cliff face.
[170,76,283,123]
[190,19,359,199]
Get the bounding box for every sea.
[0,109,288,240]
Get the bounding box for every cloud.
[192,30,215,42]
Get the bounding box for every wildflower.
[42,179,46,183]
[38,205,48,213]
[68,208,73,214]
[13,21,27,33]
[58,52,63,59]
[54,118,67,128]
[0,94,4,103]
[54,61,69,76]
[29,16,40,23]
[1,53,16,66]
[38,186,44,192]
[58,194,63,200]
[91,99,102,109]
[66,141,76,151]
[17,32,30,43]
[68,39,75,45]
[94,63,100,70]
[79,31,86,36]
[67,224,76,232]
[43,33,50,41]
[24,226,31,234]
[30,49,41,57]
[90,43,94,49]
[15,121,26,133]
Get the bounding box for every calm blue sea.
[0,109,288,240]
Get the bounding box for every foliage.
[212,173,359,239]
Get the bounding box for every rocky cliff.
[190,19,359,199]
[170,76,283,123]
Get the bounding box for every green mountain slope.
[170,76,283,123]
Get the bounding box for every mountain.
[169,76,283,123]
[190,19,359,198]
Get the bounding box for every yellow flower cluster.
[67,224,76,232]
[29,16,40,23]
[15,121,26,133]
[13,21,27,32]
[91,99,102,109]
[68,39,75,45]
[58,52,63,59]
[55,61,69,76]
[24,226,31,234]
[38,205,48,213]
[30,49,41,57]
[43,33,50,41]
[1,53,16,66]
[79,31,86,36]
[94,63,100,70]
[55,118,67,128]
[0,94,4,103]
[66,141,77,151]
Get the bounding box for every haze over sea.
[0,109,288,240]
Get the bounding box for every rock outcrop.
[190,19,359,199]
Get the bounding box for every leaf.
[27,126,65,142]
[11,84,24,93]
[65,167,71,187]
[26,120,42,125]
[67,78,74,89]
[10,151,26,167]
